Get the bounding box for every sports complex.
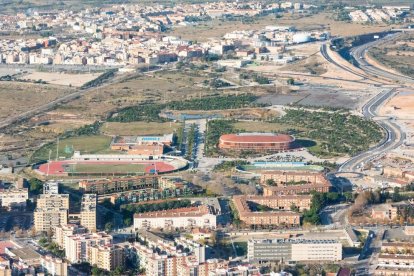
[35,153,188,177]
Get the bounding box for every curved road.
[322,34,412,173]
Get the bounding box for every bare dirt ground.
[380,89,414,159]
[169,13,397,41]
[53,70,211,120]
[380,90,414,118]
[0,81,74,121]
[23,72,101,87]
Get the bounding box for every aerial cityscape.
[0,0,414,275]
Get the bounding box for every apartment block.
[0,188,28,209]
[34,194,70,232]
[248,239,342,262]
[34,208,68,232]
[88,245,124,271]
[37,194,69,209]
[261,171,331,196]
[53,224,87,248]
[65,232,112,264]
[40,255,68,276]
[134,205,216,230]
[80,194,97,232]
[43,181,59,195]
[132,234,226,276]
[233,195,301,227]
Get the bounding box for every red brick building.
[218,133,295,153]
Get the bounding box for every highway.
[321,33,411,173]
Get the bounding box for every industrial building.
[218,133,295,153]
[247,238,342,263]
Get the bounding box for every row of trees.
[213,160,250,172]
[239,72,270,84]
[109,94,262,123]
[205,120,235,156]
[81,69,117,89]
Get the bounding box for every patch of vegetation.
[302,192,342,225]
[205,120,236,156]
[213,160,250,172]
[239,72,270,84]
[186,124,197,160]
[273,109,383,157]
[81,69,117,89]
[109,94,262,123]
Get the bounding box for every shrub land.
[205,109,383,158]
[109,94,263,123]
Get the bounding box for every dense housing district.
[1,0,414,276]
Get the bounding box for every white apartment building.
[53,224,87,248]
[0,188,28,209]
[134,205,216,230]
[43,181,59,195]
[248,239,342,262]
[65,232,112,264]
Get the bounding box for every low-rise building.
[233,195,301,227]
[79,175,158,195]
[404,225,414,236]
[0,187,28,209]
[134,205,216,230]
[261,171,331,196]
[371,204,399,221]
[247,238,342,263]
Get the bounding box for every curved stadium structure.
[219,133,295,153]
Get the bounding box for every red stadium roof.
[220,133,294,143]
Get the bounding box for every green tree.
[105,222,113,233]
[29,178,43,195]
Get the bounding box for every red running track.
[37,160,176,176]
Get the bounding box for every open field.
[0,81,74,121]
[54,70,212,119]
[67,163,146,174]
[380,90,414,118]
[102,122,181,136]
[23,72,101,87]
[31,135,112,162]
[169,13,399,41]
[368,33,414,78]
